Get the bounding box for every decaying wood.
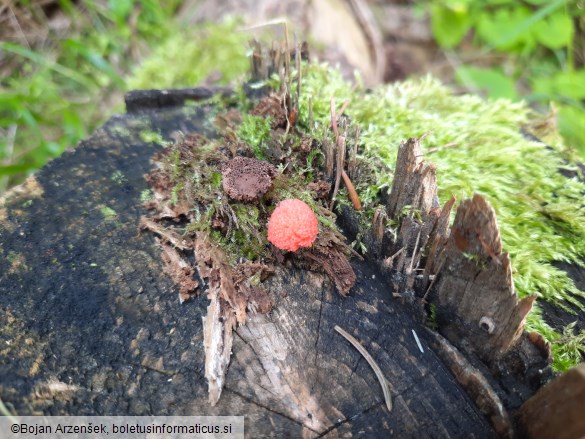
[202,282,237,407]
[426,329,513,439]
[363,135,552,435]
[429,195,537,362]
[517,362,585,439]
[385,137,438,219]
[229,263,496,437]
[125,87,232,113]
[301,228,357,295]
[139,217,191,250]
[195,233,241,405]
[423,194,456,291]
[375,137,544,366]
[376,137,440,282]
[159,240,199,304]
[0,99,498,437]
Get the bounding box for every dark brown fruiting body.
[250,93,288,129]
[220,156,277,202]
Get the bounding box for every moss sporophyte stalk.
[142,49,584,371]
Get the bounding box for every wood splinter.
[335,325,392,412]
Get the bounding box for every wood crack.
[223,387,320,434]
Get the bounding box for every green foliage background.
[0,1,248,191]
[427,0,585,158]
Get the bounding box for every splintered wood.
[377,136,547,367]
[379,137,440,277]
[195,233,240,406]
[429,195,537,361]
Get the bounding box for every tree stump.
[0,91,497,437]
[517,363,585,439]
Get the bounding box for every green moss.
[127,20,249,90]
[99,206,117,219]
[526,306,585,372]
[139,39,584,370]
[140,189,153,203]
[139,130,165,145]
[110,171,127,185]
[300,64,585,303]
[237,114,272,159]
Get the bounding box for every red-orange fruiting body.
[267,199,318,252]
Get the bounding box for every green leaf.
[107,0,133,21]
[430,4,472,49]
[0,42,96,89]
[534,70,585,100]
[532,12,574,49]
[0,163,37,176]
[531,76,554,97]
[557,104,585,158]
[476,1,566,51]
[455,66,518,99]
[552,70,585,100]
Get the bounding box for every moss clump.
[127,20,249,90]
[146,111,349,267]
[237,115,272,160]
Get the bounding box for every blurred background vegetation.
[1,0,584,192]
[0,0,249,192]
[428,0,585,158]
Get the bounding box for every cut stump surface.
[0,95,495,437]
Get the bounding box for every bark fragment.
[195,233,240,405]
[160,240,199,304]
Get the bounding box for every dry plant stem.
[341,170,362,210]
[330,97,339,140]
[422,259,444,303]
[238,17,289,32]
[426,142,459,155]
[334,325,392,412]
[338,99,350,118]
[8,4,31,48]
[407,228,422,274]
[330,135,346,210]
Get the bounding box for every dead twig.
[426,142,459,155]
[335,325,392,412]
[407,228,422,275]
